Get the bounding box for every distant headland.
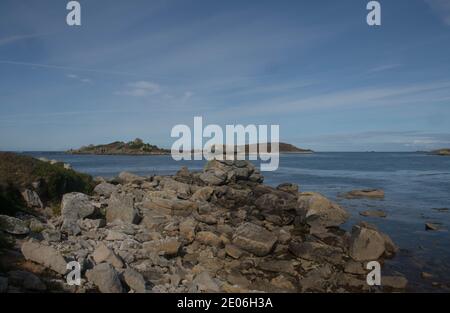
[66,139,313,155]
[430,148,450,156]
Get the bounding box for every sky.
[0,0,450,152]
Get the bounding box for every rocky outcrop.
[1,159,405,293]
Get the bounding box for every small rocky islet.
[0,154,407,293]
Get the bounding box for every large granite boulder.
[60,192,96,235]
[106,192,140,224]
[297,192,349,233]
[21,240,67,275]
[232,222,277,256]
[349,222,398,261]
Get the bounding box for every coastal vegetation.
[0,152,95,215]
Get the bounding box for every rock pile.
[0,160,407,293]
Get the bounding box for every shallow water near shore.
[23,151,450,292]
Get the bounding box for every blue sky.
[1,0,450,151]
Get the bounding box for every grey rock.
[86,263,124,293]
[123,268,147,293]
[92,242,124,269]
[0,215,30,235]
[21,240,67,275]
[106,192,140,224]
[192,272,220,292]
[93,182,118,197]
[349,223,397,261]
[382,275,408,289]
[297,192,349,233]
[21,189,43,209]
[42,229,62,242]
[61,193,96,235]
[232,222,277,256]
[118,171,145,184]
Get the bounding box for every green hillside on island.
[67,138,170,155]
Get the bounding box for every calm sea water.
[23,152,450,291]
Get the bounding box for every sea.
[22,151,450,292]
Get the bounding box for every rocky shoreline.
[0,159,407,293]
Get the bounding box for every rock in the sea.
[342,189,385,199]
[8,270,46,291]
[106,192,140,224]
[232,222,277,256]
[93,182,118,197]
[0,215,30,235]
[21,240,67,275]
[349,222,397,261]
[297,192,349,233]
[425,223,439,231]
[21,189,43,209]
[86,263,123,293]
[123,268,147,293]
[92,242,124,269]
[382,275,408,289]
[61,192,96,235]
[359,210,387,218]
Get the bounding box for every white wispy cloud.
[0,33,49,47]
[66,73,92,84]
[367,64,402,73]
[116,81,161,97]
[426,0,450,25]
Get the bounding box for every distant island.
[431,148,450,156]
[237,142,313,154]
[67,139,313,156]
[67,138,170,155]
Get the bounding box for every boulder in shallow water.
[296,192,349,233]
[349,222,397,261]
[342,189,385,199]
